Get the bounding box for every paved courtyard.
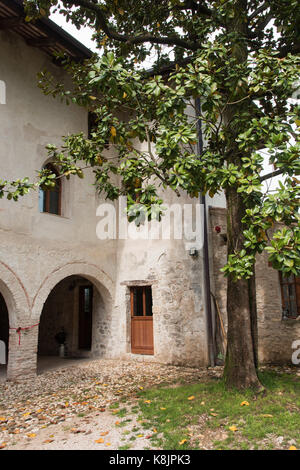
[0,358,221,450]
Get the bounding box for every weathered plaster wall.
[0,30,210,380]
[209,207,300,365]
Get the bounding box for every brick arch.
[0,261,31,327]
[31,262,114,323]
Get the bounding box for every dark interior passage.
[38,276,94,359]
[0,292,9,370]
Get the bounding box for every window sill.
[39,211,70,220]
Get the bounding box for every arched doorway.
[37,275,109,373]
[0,292,9,380]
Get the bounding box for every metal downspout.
[195,97,215,367]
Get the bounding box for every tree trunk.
[223,187,262,390]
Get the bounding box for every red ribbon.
[9,324,39,345]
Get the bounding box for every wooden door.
[78,285,93,350]
[131,286,154,355]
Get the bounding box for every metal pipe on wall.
[195,97,215,367]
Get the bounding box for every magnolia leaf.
[179,439,187,445]
[240,401,250,406]
[229,425,238,432]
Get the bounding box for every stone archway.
[31,262,114,322]
[33,263,115,375]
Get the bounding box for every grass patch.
[136,370,300,450]
[116,408,128,418]
[118,444,132,450]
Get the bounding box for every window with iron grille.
[280,274,300,319]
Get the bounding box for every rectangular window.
[130,286,153,317]
[78,285,93,350]
[280,274,300,319]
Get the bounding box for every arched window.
[39,163,62,215]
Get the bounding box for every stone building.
[0,0,299,382]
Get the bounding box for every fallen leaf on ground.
[229,426,238,432]
[95,438,104,444]
[188,396,195,400]
[100,431,109,436]
[179,439,187,445]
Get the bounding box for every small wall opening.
[0,80,6,105]
[0,292,9,380]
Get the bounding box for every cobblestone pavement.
[0,359,222,450]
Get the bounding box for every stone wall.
[209,207,300,365]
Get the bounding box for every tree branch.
[171,0,212,17]
[64,0,200,50]
[260,168,285,182]
[278,42,300,58]
[247,12,273,39]
[248,2,270,22]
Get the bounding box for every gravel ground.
[0,359,222,450]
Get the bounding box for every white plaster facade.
[0,25,212,381]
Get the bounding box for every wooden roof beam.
[26,37,56,48]
[0,16,24,30]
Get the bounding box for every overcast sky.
[50,10,97,52]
